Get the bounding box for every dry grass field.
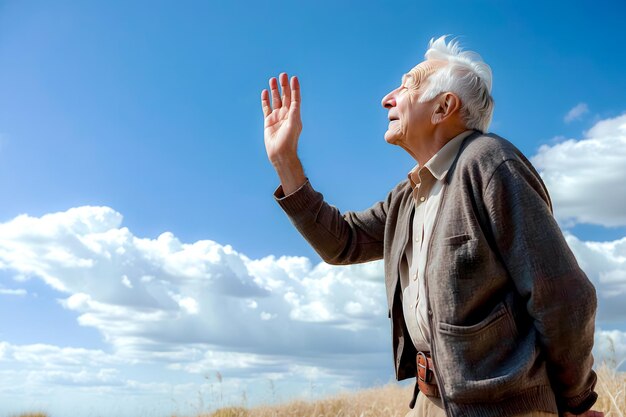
[204,365,625,417]
[12,365,624,417]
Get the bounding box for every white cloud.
[121,275,133,289]
[178,296,199,315]
[260,311,275,320]
[41,368,122,387]
[0,206,390,384]
[3,343,127,368]
[0,288,26,296]
[532,113,626,227]
[564,102,589,123]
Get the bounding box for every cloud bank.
[0,207,392,415]
[532,113,626,227]
[0,207,388,357]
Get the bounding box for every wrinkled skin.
[381,59,447,161]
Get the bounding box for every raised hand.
[261,73,302,165]
[261,73,306,195]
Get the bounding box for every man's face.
[381,60,446,148]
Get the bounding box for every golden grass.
[202,383,410,417]
[206,366,625,417]
[594,363,626,417]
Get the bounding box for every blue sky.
[1,1,625,416]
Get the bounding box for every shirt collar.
[408,130,474,186]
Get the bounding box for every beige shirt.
[400,130,473,351]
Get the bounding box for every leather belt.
[417,351,440,398]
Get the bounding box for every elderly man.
[261,36,602,417]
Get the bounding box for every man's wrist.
[270,152,300,169]
[271,155,306,195]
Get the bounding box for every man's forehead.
[403,60,446,84]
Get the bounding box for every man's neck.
[410,126,467,167]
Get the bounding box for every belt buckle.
[417,351,432,383]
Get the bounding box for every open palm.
[261,73,302,164]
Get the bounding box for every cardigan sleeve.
[274,179,395,265]
[483,159,598,414]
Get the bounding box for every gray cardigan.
[275,132,598,417]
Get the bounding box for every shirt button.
[428,310,433,316]
[420,196,426,202]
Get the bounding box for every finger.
[290,76,301,113]
[280,72,291,108]
[261,89,271,118]
[269,77,282,109]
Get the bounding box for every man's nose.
[381,90,397,109]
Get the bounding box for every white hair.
[419,36,494,133]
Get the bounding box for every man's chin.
[384,132,401,145]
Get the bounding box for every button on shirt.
[400,130,473,351]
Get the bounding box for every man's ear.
[431,93,461,124]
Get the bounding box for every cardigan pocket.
[436,236,482,280]
[438,302,508,335]
[435,301,531,403]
